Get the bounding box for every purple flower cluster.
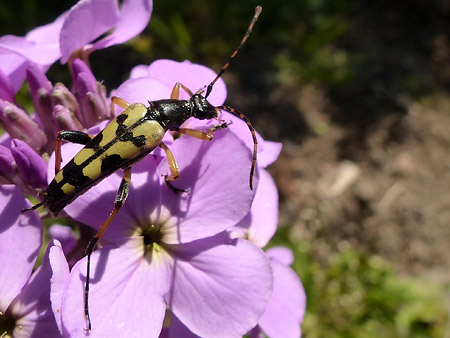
[0,1,305,337]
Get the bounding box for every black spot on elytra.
[63,160,91,186]
[132,135,146,147]
[117,114,128,124]
[115,114,130,137]
[101,154,123,173]
[116,123,128,137]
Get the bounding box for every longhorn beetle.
[24,5,262,331]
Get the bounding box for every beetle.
[24,6,262,331]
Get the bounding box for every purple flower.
[235,163,306,338]
[0,185,61,337]
[0,0,152,92]
[53,129,272,336]
[0,14,65,92]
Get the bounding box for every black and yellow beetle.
[24,6,262,330]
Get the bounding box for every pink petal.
[160,313,199,338]
[49,240,70,333]
[266,246,294,266]
[10,240,62,338]
[61,237,169,337]
[0,11,64,91]
[160,129,257,244]
[168,238,273,338]
[240,169,278,248]
[0,185,42,312]
[26,12,67,45]
[258,140,282,168]
[112,77,171,113]
[145,59,227,106]
[94,0,153,50]
[60,0,120,63]
[258,248,306,338]
[225,113,282,169]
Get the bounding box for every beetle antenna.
[218,105,257,190]
[205,6,262,99]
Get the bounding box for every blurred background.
[1,0,450,336]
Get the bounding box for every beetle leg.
[208,120,232,132]
[177,127,215,141]
[111,96,130,109]
[109,96,131,117]
[55,131,94,174]
[170,82,194,99]
[159,142,179,181]
[83,167,132,331]
[159,142,188,193]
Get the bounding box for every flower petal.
[144,59,227,105]
[238,169,278,248]
[167,238,273,338]
[258,140,282,168]
[49,240,70,334]
[0,12,63,92]
[60,0,120,63]
[61,237,168,337]
[258,248,306,338]
[160,313,199,338]
[161,129,257,243]
[266,246,294,266]
[93,0,153,50]
[10,240,62,338]
[112,77,172,113]
[224,113,282,168]
[0,185,42,312]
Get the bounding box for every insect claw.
[163,175,189,194]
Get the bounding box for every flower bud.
[0,144,36,196]
[27,63,54,124]
[0,100,47,153]
[52,83,83,126]
[72,59,109,127]
[0,144,15,181]
[11,139,47,189]
[53,104,83,132]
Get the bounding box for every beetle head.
[191,94,218,120]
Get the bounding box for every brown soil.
[269,86,450,283]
